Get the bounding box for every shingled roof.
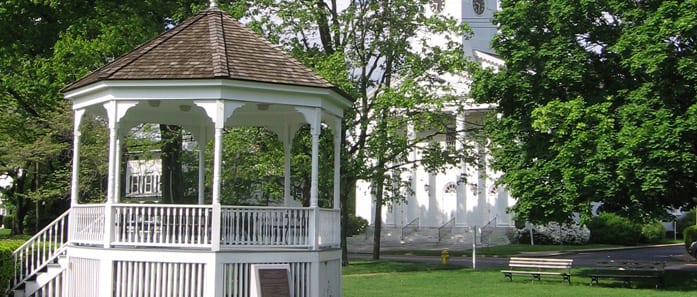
[63,8,334,92]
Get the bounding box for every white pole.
[472,225,477,270]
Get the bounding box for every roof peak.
[63,8,334,93]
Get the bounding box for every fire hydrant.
[441,248,449,265]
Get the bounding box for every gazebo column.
[70,109,85,206]
[331,117,341,210]
[196,100,240,297]
[187,125,210,205]
[297,106,322,254]
[270,124,301,206]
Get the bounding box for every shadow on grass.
[573,268,697,291]
[343,260,462,275]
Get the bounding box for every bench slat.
[501,257,573,284]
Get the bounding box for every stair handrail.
[400,217,419,240]
[479,216,497,246]
[437,217,455,243]
[12,209,70,290]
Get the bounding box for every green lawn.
[343,261,697,297]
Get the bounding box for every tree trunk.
[372,172,385,260]
[160,125,184,203]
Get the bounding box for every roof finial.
[210,0,217,8]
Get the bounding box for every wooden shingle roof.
[63,8,334,92]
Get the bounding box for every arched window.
[443,182,457,194]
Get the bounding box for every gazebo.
[11,5,351,297]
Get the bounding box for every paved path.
[348,244,697,271]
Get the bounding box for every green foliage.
[2,216,12,230]
[683,225,697,251]
[588,213,641,245]
[472,0,697,225]
[676,210,697,237]
[640,221,666,244]
[346,214,369,237]
[588,213,664,245]
[0,240,24,293]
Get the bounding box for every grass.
[0,228,30,241]
[342,261,697,297]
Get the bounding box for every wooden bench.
[501,257,573,284]
[589,260,665,288]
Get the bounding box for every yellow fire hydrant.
[441,248,449,265]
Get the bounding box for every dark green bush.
[2,215,12,230]
[588,213,637,244]
[0,240,24,293]
[676,210,696,237]
[640,220,665,244]
[346,214,369,237]
[588,213,664,245]
[683,225,697,252]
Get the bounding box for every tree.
[0,0,214,234]
[242,0,472,260]
[470,0,697,225]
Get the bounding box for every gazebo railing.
[112,204,213,247]
[220,206,310,248]
[70,204,106,244]
[68,204,339,249]
[318,209,340,248]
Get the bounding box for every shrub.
[676,210,696,237]
[588,213,637,244]
[0,240,24,293]
[346,214,369,237]
[515,222,590,245]
[2,215,12,231]
[588,213,666,245]
[683,225,697,252]
[640,220,665,244]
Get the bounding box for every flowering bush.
[515,222,590,245]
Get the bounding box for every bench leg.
[532,274,541,282]
[622,277,631,287]
[562,274,571,285]
[503,272,512,282]
[590,276,599,286]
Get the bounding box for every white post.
[332,117,341,210]
[472,225,477,270]
[107,125,118,203]
[103,101,136,248]
[204,255,224,297]
[98,258,114,296]
[283,129,293,206]
[198,146,205,205]
[70,109,85,206]
[114,135,122,203]
[211,127,223,251]
[310,118,321,208]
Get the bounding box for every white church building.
[355,0,517,239]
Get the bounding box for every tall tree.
[471,0,697,225]
[0,0,213,234]
[241,0,472,260]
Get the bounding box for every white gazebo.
[11,6,351,297]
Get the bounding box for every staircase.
[10,210,70,297]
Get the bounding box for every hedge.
[0,240,24,294]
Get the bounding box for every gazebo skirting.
[12,205,341,297]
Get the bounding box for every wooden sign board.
[250,264,292,297]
